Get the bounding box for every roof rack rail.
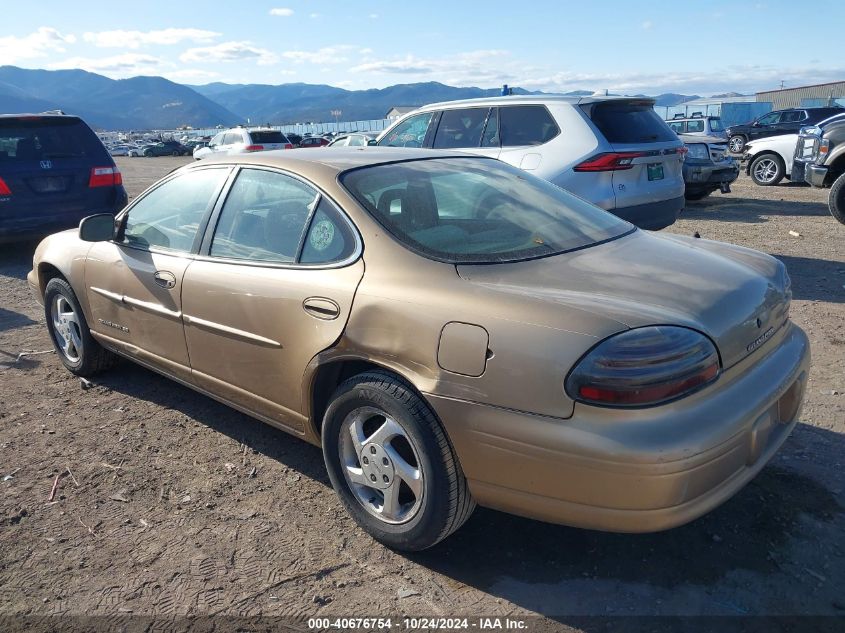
[40,109,66,115]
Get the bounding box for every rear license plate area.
[647,163,664,181]
[27,176,72,193]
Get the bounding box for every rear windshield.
[589,102,677,144]
[0,117,107,162]
[249,131,288,144]
[341,157,632,264]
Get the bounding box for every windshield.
[708,118,724,132]
[340,157,632,264]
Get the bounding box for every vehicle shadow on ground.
[775,255,845,304]
[0,307,37,333]
[94,363,332,485]
[0,240,38,281]
[407,423,844,620]
[682,196,829,223]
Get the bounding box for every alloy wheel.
[753,158,779,184]
[339,406,424,524]
[50,295,83,363]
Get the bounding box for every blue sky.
[2,0,844,95]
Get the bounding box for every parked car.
[193,127,293,160]
[679,134,738,200]
[726,106,843,154]
[28,148,808,550]
[0,113,127,242]
[742,134,799,186]
[327,133,378,147]
[143,140,190,157]
[666,113,727,139]
[108,144,133,157]
[127,145,148,158]
[299,136,330,148]
[792,112,845,224]
[377,96,685,230]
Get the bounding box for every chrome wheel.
[728,136,745,153]
[50,295,83,363]
[752,157,779,183]
[339,406,424,524]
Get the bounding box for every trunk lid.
[457,230,790,370]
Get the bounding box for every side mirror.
[367,139,377,146]
[79,213,116,242]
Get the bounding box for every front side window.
[757,112,781,125]
[432,108,489,149]
[686,120,704,133]
[347,135,368,147]
[708,118,724,132]
[499,105,560,146]
[210,169,317,263]
[379,112,434,147]
[341,157,631,264]
[123,168,229,252]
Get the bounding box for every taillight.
[89,166,121,188]
[573,151,649,171]
[0,177,11,195]
[284,143,293,150]
[244,144,265,152]
[565,326,720,407]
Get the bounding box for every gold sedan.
[29,149,810,550]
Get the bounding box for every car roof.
[192,147,473,173]
[417,94,654,110]
[0,113,81,121]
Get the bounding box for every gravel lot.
[1,156,844,630]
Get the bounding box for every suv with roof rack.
[666,113,726,139]
[0,112,127,242]
[377,96,685,230]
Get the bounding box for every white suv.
[194,127,293,160]
[377,96,685,230]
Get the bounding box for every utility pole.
[779,80,785,90]
[331,109,342,131]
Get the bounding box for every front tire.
[44,278,116,377]
[728,135,746,154]
[829,171,845,225]
[322,371,475,551]
[750,154,785,186]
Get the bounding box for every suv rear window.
[0,117,106,162]
[589,102,676,144]
[249,131,288,144]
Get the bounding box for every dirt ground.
[1,156,844,631]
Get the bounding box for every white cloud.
[82,28,219,49]
[641,20,653,30]
[48,53,164,76]
[282,45,366,65]
[309,13,321,18]
[181,41,278,65]
[369,13,379,19]
[0,27,76,64]
[269,7,294,16]
[349,50,514,85]
[161,69,222,82]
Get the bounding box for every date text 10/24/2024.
[307,617,529,630]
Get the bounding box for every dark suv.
[792,112,845,224]
[726,106,843,154]
[0,113,127,242]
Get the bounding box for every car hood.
[457,230,790,370]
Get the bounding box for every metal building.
[756,81,845,109]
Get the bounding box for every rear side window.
[686,120,704,132]
[589,102,676,143]
[223,132,242,145]
[249,131,288,144]
[499,106,559,146]
[0,117,106,162]
[379,112,434,147]
[433,108,489,149]
[667,121,685,134]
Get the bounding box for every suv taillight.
[244,144,264,152]
[89,166,122,188]
[0,177,11,195]
[573,151,649,172]
[284,143,293,150]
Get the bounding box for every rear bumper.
[427,321,810,533]
[611,195,684,231]
[683,161,739,193]
[0,194,125,243]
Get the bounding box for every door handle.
[302,297,340,320]
[153,270,177,289]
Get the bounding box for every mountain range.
[0,65,708,130]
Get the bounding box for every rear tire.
[322,371,475,551]
[750,154,785,186]
[829,171,845,225]
[44,278,116,377]
[728,135,746,154]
